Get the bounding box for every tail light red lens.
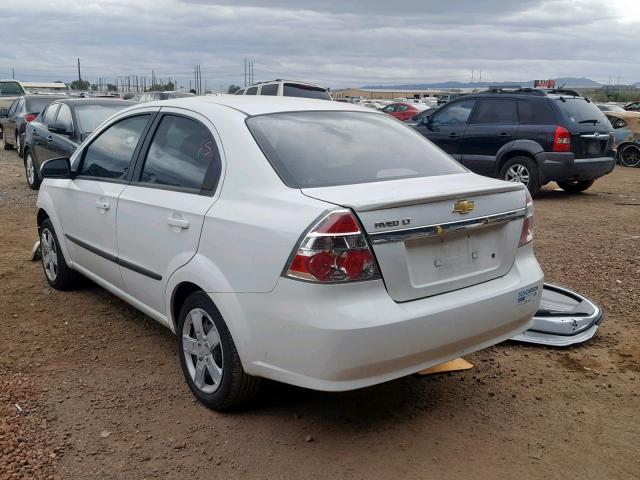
[285,210,380,283]
[24,113,37,123]
[518,188,534,247]
[553,126,571,152]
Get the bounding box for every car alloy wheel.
[40,227,58,282]
[26,152,36,185]
[181,308,224,394]
[15,133,21,153]
[505,163,530,185]
[619,144,640,168]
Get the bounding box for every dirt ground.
[1,146,639,480]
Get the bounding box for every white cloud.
[1,0,638,89]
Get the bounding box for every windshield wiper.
[578,119,600,124]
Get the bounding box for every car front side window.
[430,100,476,125]
[79,115,150,180]
[138,114,221,194]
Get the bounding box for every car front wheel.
[16,132,23,157]
[619,144,640,168]
[1,131,13,150]
[557,180,594,193]
[499,156,541,196]
[177,291,261,410]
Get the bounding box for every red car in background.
[381,102,424,121]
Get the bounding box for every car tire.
[618,143,640,168]
[499,156,541,196]
[40,219,79,290]
[557,180,594,193]
[177,291,261,410]
[16,132,23,158]
[1,131,13,150]
[24,150,41,190]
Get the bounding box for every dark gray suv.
[413,88,616,195]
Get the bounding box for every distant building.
[332,87,452,100]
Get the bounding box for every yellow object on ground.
[418,358,474,375]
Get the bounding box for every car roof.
[139,95,375,116]
[53,98,137,107]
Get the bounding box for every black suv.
[413,88,616,195]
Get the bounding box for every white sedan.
[36,96,543,409]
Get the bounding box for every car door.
[116,109,223,315]
[413,99,475,161]
[60,113,154,291]
[33,103,60,163]
[461,98,519,176]
[47,103,78,159]
[5,98,21,144]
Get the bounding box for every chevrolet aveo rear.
[36,97,543,410]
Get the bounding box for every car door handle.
[448,133,460,139]
[47,135,53,141]
[95,201,110,211]
[167,218,190,229]
[498,133,512,139]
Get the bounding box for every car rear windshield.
[283,83,331,100]
[75,105,129,133]
[26,96,65,113]
[246,111,465,188]
[0,81,24,96]
[555,98,609,126]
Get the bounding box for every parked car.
[23,98,136,189]
[138,91,195,102]
[35,96,543,410]
[234,79,331,100]
[381,102,425,121]
[412,88,616,195]
[596,103,625,112]
[604,110,640,167]
[624,101,640,112]
[2,94,66,156]
[0,79,27,147]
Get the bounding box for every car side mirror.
[41,157,72,179]
[48,123,71,135]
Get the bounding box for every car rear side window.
[246,87,258,95]
[138,115,221,193]
[517,99,556,124]
[80,115,149,180]
[260,84,278,96]
[471,99,518,124]
[247,111,465,188]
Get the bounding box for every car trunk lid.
[302,173,527,302]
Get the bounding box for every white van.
[235,79,331,100]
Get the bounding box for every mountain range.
[362,77,639,89]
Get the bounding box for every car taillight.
[24,113,38,123]
[285,209,380,283]
[553,126,571,152]
[518,188,534,247]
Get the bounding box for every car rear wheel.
[557,180,594,193]
[177,291,261,410]
[15,132,23,157]
[1,131,13,150]
[40,219,79,290]
[25,150,41,190]
[499,156,540,196]
[619,143,640,168]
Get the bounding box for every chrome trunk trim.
[368,208,526,245]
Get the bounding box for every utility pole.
[77,58,82,83]
[12,68,14,79]
[244,58,247,87]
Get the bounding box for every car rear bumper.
[211,243,544,392]
[538,152,616,182]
